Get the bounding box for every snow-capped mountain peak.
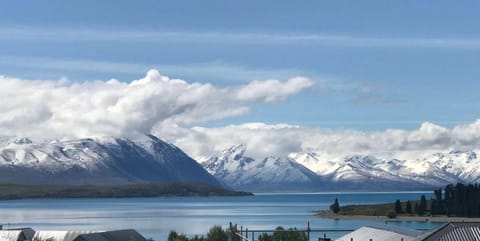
[202,145,319,191]
[0,135,221,186]
[221,144,247,159]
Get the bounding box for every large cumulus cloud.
[0,70,313,139]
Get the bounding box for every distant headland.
[0,182,253,200]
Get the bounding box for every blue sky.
[1,0,479,131]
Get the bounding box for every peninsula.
[0,182,253,200]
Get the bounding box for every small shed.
[73,229,148,241]
[336,224,423,241]
[414,222,480,241]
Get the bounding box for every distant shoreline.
[315,209,480,222]
[0,182,253,200]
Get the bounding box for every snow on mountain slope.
[0,135,221,186]
[201,145,320,191]
[291,150,480,190]
[203,144,480,191]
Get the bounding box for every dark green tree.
[414,203,420,215]
[168,231,189,241]
[418,195,427,216]
[394,200,403,214]
[270,226,307,241]
[330,198,340,213]
[431,199,438,215]
[206,226,228,241]
[405,200,412,214]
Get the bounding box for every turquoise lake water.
[0,192,442,240]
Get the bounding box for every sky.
[1,1,480,159]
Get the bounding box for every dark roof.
[415,222,480,241]
[74,229,148,241]
[10,227,35,240]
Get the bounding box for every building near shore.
[30,229,149,241]
[32,231,101,241]
[73,229,148,241]
[336,224,423,241]
[414,222,480,241]
[0,228,35,241]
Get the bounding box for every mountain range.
[202,145,480,192]
[1,135,479,192]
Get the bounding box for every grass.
[339,200,432,217]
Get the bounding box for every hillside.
[0,135,221,187]
[0,182,253,200]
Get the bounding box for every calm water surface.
[0,192,442,240]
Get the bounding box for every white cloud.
[0,70,313,139]
[172,120,480,161]
[3,70,480,162]
[235,77,314,102]
[2,27,480,49]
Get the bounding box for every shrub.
[387,211,397,219]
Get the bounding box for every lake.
[0,192,442,240]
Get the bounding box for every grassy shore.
[316,209,480,222]
[0,182,253,200]
[315,200,480,222]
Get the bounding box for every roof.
[415,222,480,241]
[0,228,36,241]
[73,229,148,241]
[10,228,36,240]
[336,224,423,241]
[0,230,23,241]
[32,230,102,241]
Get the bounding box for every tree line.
[394,183,480,217]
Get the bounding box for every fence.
[228,222,354,241]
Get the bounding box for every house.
[32,231,102,241]
[414,222,480,241]
[73,229,148,241]
[0,228,35,241]
[31,229,148,241]
[336,224,423,241]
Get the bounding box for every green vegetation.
[0,182,253,200]
[330,198,340,213]
[167,225,308,241]
[330,183,480,219]
[394,199,403,214]
[258,227,307,241]
[338,202,400,216]
[168,225,235,241]
[431,183,480,217]
[386,211,397,219]
[405,200,412,214]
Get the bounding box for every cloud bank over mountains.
[177,120,480,161]
[1,70,480,161]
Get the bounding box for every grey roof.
[73,229,148,241]
[336,224,423,241]
[415,222,480,241]
[33,230,101,241]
